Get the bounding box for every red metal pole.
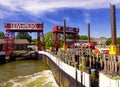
[55,33,58,53]
[37,32,41,51]
[10,32,15,53]
[58,34,60,48]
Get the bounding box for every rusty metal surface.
[110,5,117,45]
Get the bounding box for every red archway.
[3,22,44,59]
[52,26,79,51]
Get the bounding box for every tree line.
[0,31,32,42]
[0,31,120,48]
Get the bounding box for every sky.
[0,0,120,39]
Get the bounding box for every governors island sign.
[4,22,44,32]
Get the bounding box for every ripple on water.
[0,70,59,87]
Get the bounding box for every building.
[0,39,29,51]
[66,39,96,48]
[93,37,107,45]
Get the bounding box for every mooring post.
[88,23,90,43]
[110,4,117,45]
[63,20,67,50]
[118,56,120,75]
[109,4,120,55]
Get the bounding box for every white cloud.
[62,16,71,22]
[0,13,4,19]
[42,17,61,24]
[0,0,119,17]
[84,13,90,23]
[0,9,13,19]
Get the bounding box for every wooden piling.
[110,4,117,45]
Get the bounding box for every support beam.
[37,32,41,51]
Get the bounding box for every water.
[0,60,59,87]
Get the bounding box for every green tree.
[106,38,111,45]
[80,35,88,40]
[117,37,120,44]
[16,32,32,42]
[66,34,80,39]
[66,34,73,39]
[100,37,106,39]
[31,39,38,44]
[106,37,120,45]
[44,32,53,48]
[0,31,4,39]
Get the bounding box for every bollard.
[65,58,67,63]
[118,62,120,75]
[114,56,118,72]
[115,62,118,72]
[90,55,92,68]
[91,54,95,68]
[104,61,107,71]
[110,61,112,72]
[111,61,115,71]
[118,56,120,75]
[82,56,86,71]
[75,55,79,69]
[68,60,71,65]
[79,64,82,70]
[106,61,109,71]
[100,58,104,70]
[91,69,96,87]
[98,54,102,68]
[86,55,90,67]
[93,56,97,69]
[74,62,77,68]
[91,69,96,78]
[86,67,91,74]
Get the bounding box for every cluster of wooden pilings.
[54,48,120,86]
[57,48,120,74]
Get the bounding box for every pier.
[38,48,120,87]
[0,3,120,87]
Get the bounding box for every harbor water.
[0,60,59,87]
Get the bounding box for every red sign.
[53,26,79,34]
[66,27,79,33]
[4,22,43,32]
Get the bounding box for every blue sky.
[0,0,120,39]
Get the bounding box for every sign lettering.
[5,22,43,31]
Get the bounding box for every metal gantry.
[52,20,79,52]
[3,22,44,59]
